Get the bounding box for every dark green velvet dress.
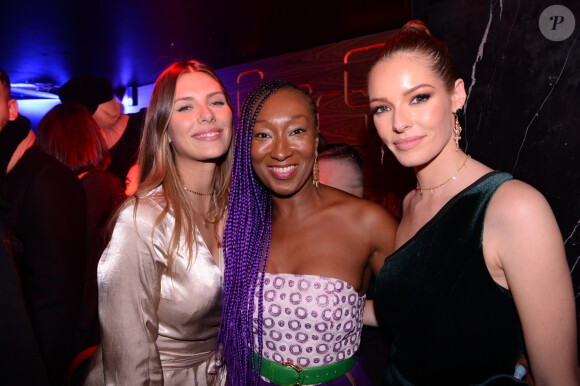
[375,171,527,385]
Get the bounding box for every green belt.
[251,351,355,385]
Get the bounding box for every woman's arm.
[363,299,380,327]
[97,203,166,385]
[485,180,580,385]
[366,201,399,277]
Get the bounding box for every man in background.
[318,143,365,198]
[0,73,48,381]
[59,75,145,189]
[0,68,86,385]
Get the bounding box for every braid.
[219,80,297,385]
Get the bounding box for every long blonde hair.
[114,60,234,271]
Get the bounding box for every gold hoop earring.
[312,151,319,187]
[453,108,463,151]
[380,142,385,165]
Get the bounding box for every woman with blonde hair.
[85,60,234,385]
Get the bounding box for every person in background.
[367,20,579,384]
[0,68,50,386]
[124,161,140,196]
[219,80,399,385]
[58,74,145,189]
[318,143,365,198]
[0,67,87,385]
[84,60,233,385]
[317,142,392,385]
[36,102,126,383]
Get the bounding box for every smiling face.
[167,71,233,168]
[250,88,318,197]
[368,53,465,168]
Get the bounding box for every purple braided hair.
[219,80,315,385]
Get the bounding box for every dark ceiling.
[1,0,412,98]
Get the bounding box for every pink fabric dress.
[252,273,365,370]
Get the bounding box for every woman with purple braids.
[219,80,398,385]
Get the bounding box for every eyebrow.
[403,84,433,96]
[255,114,308,124]
[174,90,224,103]
[369,83,434,103]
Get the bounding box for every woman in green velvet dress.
[366,20,579,385]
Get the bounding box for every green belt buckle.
[281,361,303,385]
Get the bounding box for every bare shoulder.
[487,179,555,226]
[318,187,399,276]
[320,186,398,230]
[361,197,398,226]
[484,178,563,277]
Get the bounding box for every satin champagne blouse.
[84,189,226,385]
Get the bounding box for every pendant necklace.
[186,188,222,248]
[416,155,471,196]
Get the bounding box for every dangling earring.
[312,151,319,187]
[453,108,463,151]
[380,142,385,165]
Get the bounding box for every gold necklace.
[416,155,471,196]
[184,187,213,196]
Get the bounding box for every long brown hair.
[115,60,234,271]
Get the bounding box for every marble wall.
[414,0,580,304]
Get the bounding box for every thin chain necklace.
[184,187,213,196]
[189,197,223,249]
[416,155,471,197]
